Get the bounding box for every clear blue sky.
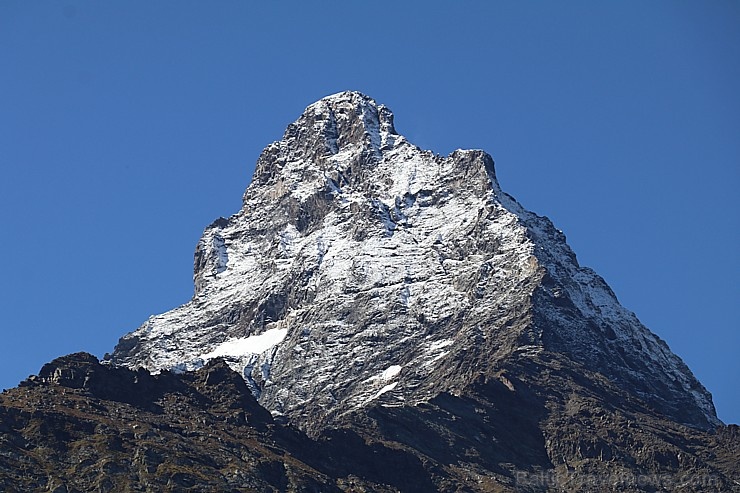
[1,2,737,424]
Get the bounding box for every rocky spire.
[109,92,720,433]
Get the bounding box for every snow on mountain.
[108,91,720,431]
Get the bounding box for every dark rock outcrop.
[2,353,738,491]
[1,354,435,492]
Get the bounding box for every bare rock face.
[2,90,726,491]
[108,91,719,433]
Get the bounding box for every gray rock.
[109,91,720,436]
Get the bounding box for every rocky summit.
[1,92,738,491]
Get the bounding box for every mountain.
[2,92,737,491]
[110,91,717,432]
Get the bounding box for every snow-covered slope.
[109,91,720,431]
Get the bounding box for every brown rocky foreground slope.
[0,352,737,492]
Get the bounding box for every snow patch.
[364,382,398,404]
[201,328,289,360]
[365,364,402,383]
[375,381,398,397]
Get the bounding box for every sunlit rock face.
[6,92,733,492]
[109,91,720,434]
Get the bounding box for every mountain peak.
[303,91,397,144]
[110,93,720,435]
[247,92,499,212]
[13,92,731,489]
[270,90,398,169]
